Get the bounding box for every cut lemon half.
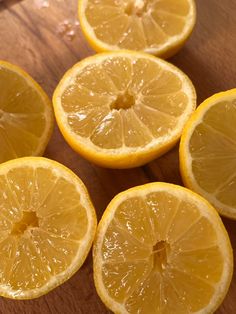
[53,51,196,168]
[180,89,236,219]
[0,157,97,299]
[0,61,54,163]
[78,0,196,58]
[93,183,233,314]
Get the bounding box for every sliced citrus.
[78,0,196,58]
[180,89,236,219]
[0,61,54,163]
[53,51,196,168]
[0,157,97,299]
[93,182,233,313]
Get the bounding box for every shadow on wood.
[0,0,24,11]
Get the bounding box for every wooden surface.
[0,0,236,313]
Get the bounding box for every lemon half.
[0,61,54,163]
[0,157,97,299]
[93,182,233,313]
[180,89,236,219]
[78,0,196,58]
[53,51,196,168]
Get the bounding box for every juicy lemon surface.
[79,0,196,58]
[0,61,54,163]
[93,182,233,313]
[53,51,196,168]
[0,157,97,299]
[180,89,236,219]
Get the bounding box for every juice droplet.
[57,19,80,41]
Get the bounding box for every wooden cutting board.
[0,0,235,313]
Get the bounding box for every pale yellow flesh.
[94,184,232,314]
[81,0,194,55]
[0,158,95,299]
[0,64,53,163]
[188,100,236,211]
[59,54,193,151]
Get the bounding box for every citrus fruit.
[93,182,233,314]
[53,51,196,168]
[180,89,236,219]
[78,0,196,58]
[0,157,97,299]
[0,61,54,163]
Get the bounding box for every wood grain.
[0,0,236,313]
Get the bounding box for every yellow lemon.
[0,157,97,299]
[93,182,233,313]
[180,89,236,219]
[53,51,196,168]
[78,0,196,58]
[0,61,54,163]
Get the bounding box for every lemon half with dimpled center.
[53,51,196,168]
[0,157,96,299]
[93,182,233,314]
[79,0,196,58]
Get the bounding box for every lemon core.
[124,0,150,17]
[11,211,39,236]
[111,92,135,110]
[153,240,170,272]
